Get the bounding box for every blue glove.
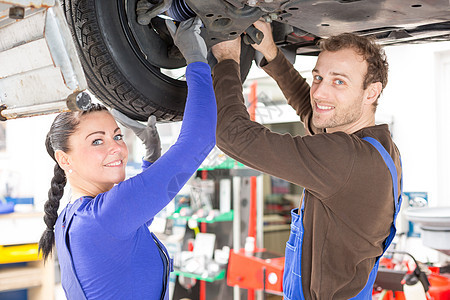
[110,110,161,163]
[165,17,208,64]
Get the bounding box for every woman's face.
[65,111,128,194]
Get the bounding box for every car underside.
[88,0,449,121]
[2,0,450,121]
[147,0,450,54]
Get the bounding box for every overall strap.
[349,137,403,300]
[58,199,87,300]
[65,199,83,220]
[362,137,401,212]
[362,137,403,252]
[151,232,172,300]
[300,189,306,210]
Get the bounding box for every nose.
[311,81,330,100]
[108,139,124,155]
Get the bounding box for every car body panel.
[0,0,90,120]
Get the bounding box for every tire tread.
[62,0,183,121]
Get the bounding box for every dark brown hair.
[38,104,108,261]
[319,33,389,107]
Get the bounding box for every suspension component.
[137,0,173,25]
[167,0,195,21]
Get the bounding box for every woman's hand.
[165,17,208,64]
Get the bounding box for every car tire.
[62,0,254,121]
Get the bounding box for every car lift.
[0,0,91,121]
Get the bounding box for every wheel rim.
[118,0,187,84]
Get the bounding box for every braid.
[38,103,108,261]
[39,164,66,261]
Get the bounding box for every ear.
[55,150,71,173]
[365,82,382,105]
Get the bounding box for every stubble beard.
[312,104,363,130]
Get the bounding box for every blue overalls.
[283,137,402,300]
[55,197,171,300]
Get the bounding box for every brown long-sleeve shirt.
[212,50,402,299]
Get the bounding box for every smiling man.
[211,21,402,299]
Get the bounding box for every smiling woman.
[55,109,129,198]
[38,68,215,300]
[36,18,217,299]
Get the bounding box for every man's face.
[310,48,373,133]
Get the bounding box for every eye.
[114,134,124,141]
[334,79,345,85]
[92,139,103,145]
[313,75,322,82]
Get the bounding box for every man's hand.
[251,20,278,63]
[165,17,207,65]
[211,37,241,64]
[110,109,161,163]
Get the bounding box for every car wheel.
[62,0,254,121]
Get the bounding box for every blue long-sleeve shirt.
[55,62,216,299]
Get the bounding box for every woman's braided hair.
[39,103,108,261]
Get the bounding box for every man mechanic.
[211,21,402,299]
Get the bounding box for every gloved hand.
[165,16,207,65]
[110,109,161,163]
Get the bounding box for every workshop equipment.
[0,243,42,264]
[0,211,54,299]
[227,249,284,294]
[0,0,91,120]
[374,251,450,300]
[0,202,14,214]
[405,207,450,256]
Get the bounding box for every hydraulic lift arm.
[0,0,91,120]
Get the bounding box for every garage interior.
[2,1,450,300]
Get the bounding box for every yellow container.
[0,243,42,264]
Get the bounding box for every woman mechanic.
[38,17,216,299]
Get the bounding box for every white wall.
[379,41,450,207]
[0,114,55,211]
[376,42,450,261]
